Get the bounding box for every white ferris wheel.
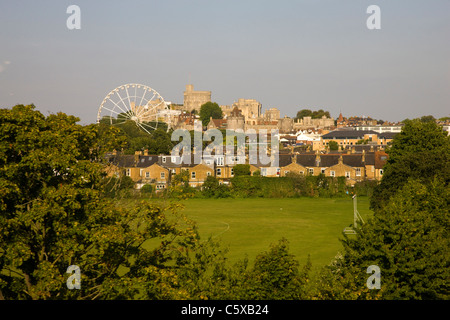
[97,83,172,133]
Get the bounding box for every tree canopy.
[315,118,450,300]
[295,109,331,120]
[0,105,207,299]
[370,119,450,210]
[199,102,223,126]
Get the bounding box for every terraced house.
[105,147,388,190]
[321,129,395,148]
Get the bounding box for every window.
[308,168,314,175]
[207,171,211,176]
[330,171,335,177]
[356,168,361,176]
[162,157,166,163]
[140,169,143,176]
[191,171,196,179]
[145,172,150,178]
[300,171,304,175]
[276,168,281,176]
[171,169,176,174]
[160,172,165,179]
[171,156,177,163]
[380,169,384,175]
[216,168,221,176]
[345,171,350,178]
[231,168,234,176]
[261,168,267,176]
[216,157,224,166]
[126,168,131,176]
[321,168,326,174]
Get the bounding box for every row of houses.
[105,147,388,190]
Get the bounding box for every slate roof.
[322,130,379,139]
[342,154,365,167]
[378,132,397,139]
[296,154,317,167]
[106,154,159,168]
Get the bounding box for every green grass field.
[179,197,373,269]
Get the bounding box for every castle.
[173,84,335,134]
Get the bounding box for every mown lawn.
[178,197,373,269]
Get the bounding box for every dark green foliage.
[102,176,135,198]
[316,118,450,300]
[317,178,449,300]
[223,174,349,199]
[0,105,211,300]
[201,176,231,198]
[328,140,339,150]
[140,184,153,194]
[295,109,331,120]
[98,119,174,155]
[199,102,223,126]
[233,164,251,176]
[371,119,450,210]
[238,239,311,300]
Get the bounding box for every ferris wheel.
[97,83,171,133]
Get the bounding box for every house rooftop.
[322,130,379,139]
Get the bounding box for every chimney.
[339,154,343,164]
[144,149,149,156]
[292,153,297,164]
[315,150,321,167]
[134,152,140,163]
[362,149,366,163]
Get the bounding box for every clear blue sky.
[1,0,449,124]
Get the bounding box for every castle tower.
[183,84,211,113]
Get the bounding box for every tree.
[370,119,450,210]
[0,105,206,299]
[315,117,450,300]
[316,178,449,300]
[103,121,174,155]
[328,141,339,151]
[295,109,312,120]
[202,176,230,198]
[233,164,251,176]
[295,109,331,120]
[140,184,153,194]
[199,102,223,126]
[228,239,311,300]
[420,115,436,123]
